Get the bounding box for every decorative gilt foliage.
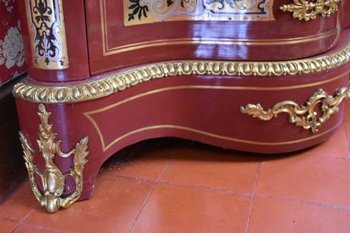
[241,83,350,133]
[19,104,89,213]
[280,0,340,21]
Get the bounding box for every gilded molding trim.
[280,0,340,21]
[19,104,89,213]
[13,41,350,103]
[25,0,69,69]
[241,83,350,133]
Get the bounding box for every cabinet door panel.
[86,0,340,75]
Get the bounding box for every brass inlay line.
[103,30,338,56]
[83,82,347,151]
[84,72,349,114]
[88,122,341,152]
[100,0,108,57]
[100,0,338,56]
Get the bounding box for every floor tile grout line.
[159,179,252,196]
[0,216,17,223]
[335,157,350,161]
[157,162,171,181]
[11,209,34,233]
[12,222,75,233]
[103,172,159,185]
[256,193,350,211]
[127,186,157,233]
[0,216,18,233]
[127,162,171,233]
[244,162,262,233]
[112,172,254,198]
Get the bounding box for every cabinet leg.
[19,104,89,213]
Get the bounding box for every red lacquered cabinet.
[13,0,350,212]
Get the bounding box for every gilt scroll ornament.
[124,0,274,25]
[19,104,89,213]
[25,0,69,69]
[280,0,340,21]
[241,83,350,133]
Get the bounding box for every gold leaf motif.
[19,104,89,213]
[241,83,350,133]
[280,0,340,21]
[13,40,350,104]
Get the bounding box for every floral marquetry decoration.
[124,0,275,26]
[25,0,69,70]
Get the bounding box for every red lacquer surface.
[16,29,350,199]
[86,0,340,75]
[16,70,350,199]
[14,0,350,202]
[342,0,350,29]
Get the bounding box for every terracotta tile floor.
[1,104,350,233]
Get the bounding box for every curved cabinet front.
[86,0,342,75]
[14,0,350,213]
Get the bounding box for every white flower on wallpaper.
[1,0,15,13]
[0,22,25,69]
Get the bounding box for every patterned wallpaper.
[0,0,26,86]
